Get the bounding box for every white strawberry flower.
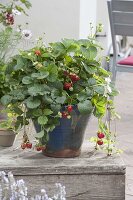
[22,29,32,40]
[104,77,112,94]
[105,77,111,84]
[107,85,112,93]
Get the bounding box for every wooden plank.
[0,144,126,175]
[0,142,126,199]
[114,24,133,36]
[113,11,133,25]
[112,1,133,12]
[14,174,125,200]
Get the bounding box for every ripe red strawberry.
[26,143,32,149]
[67,105,73,112]
[69,74,80,82]
[63,82,72,90]
[97,140,103,146]
[6,13,11,18]
[35,50,41,56]
[6,15,14,25]
[97,132,105,139]
[21,143,27,150]
[61,111,68,118]
[5,13,14,23]
[36,146,42,151]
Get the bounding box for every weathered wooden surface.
[0,140,125,200]
[17,174,125,200]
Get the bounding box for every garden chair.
[107,0,133,82]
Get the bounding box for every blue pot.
[34,106,91,157]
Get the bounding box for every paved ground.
[115,73,133,200]
[111,72,133,200]
[86,72,133,200]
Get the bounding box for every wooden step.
[0,142,125,200]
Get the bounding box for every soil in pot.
[0,129,16,147]
[34,106,91,158]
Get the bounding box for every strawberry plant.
[0,30,119,155]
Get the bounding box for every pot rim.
[0,129,15,136]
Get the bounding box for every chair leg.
[112,68,117,83]
[109,58,117,83]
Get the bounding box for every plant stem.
[107,137,111,156]
[23,105,29,143]
[95,139,98,150]
[107,107,111,156]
